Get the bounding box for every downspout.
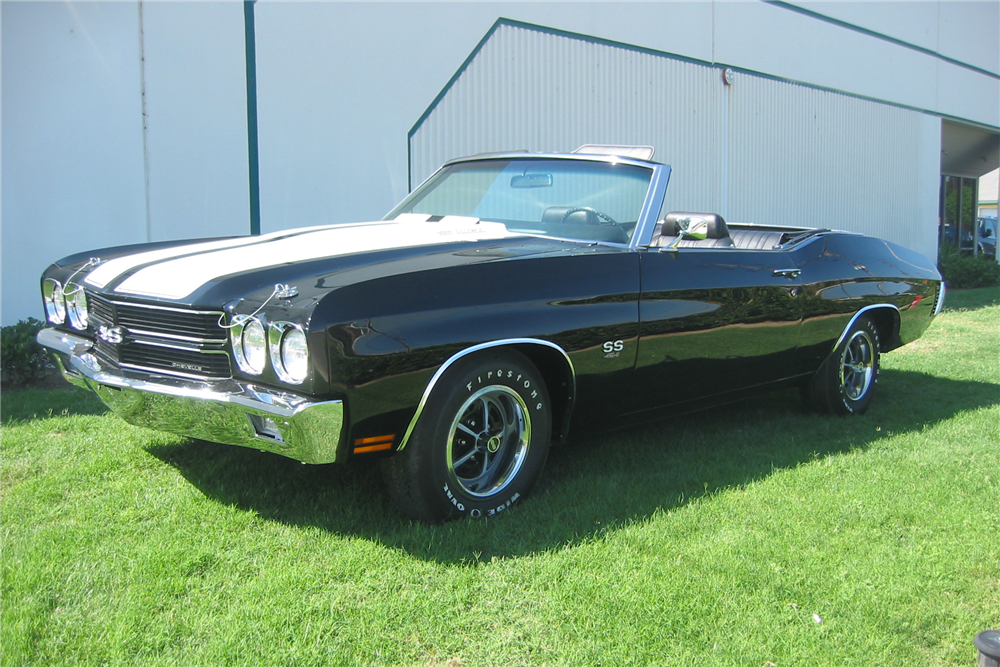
[138,0,152,242]
[244,0,261,235]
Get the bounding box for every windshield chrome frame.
[390,152,672,250]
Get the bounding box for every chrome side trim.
[37,328,344,464]
[397,338,576,453]
[831,304,900,353]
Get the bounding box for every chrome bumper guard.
[38,328,345,464]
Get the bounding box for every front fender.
[315,249,640,451]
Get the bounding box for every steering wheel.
[559,207,620,227]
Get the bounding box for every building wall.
[2,1,249,325]
[2,1,998,325]
[2,2,148,326]
[409,22,943,258]
[980,168,999,218]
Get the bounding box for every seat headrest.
[662,212,729,238]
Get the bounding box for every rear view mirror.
[511,174,553,189]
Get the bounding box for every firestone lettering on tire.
[442,483,465,512]
[382,350,551,523]
[487,492,521,516]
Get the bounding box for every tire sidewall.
[836,318,880,414]
[415,352,551,520]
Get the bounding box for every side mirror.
[677,215,710,240]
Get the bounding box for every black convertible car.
[37,146,945,522]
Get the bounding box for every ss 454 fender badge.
[603,340,624,358]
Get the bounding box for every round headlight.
[240,318,267,375]
[65,284,89,330]
[43,279,66,324]
[274,326,308,384]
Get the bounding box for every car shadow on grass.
[146,369,998,564]
[0,385,108,423]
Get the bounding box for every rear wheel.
[804,315,881,415]
[381,350,551,523]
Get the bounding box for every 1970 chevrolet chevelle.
[37,146,944,522]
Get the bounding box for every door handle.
[773,268,801,279]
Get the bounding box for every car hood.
[82,216,535,302]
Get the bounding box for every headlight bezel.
[43,279,66,324]
[65,283,90,330]
[269,322,309,385]
[230,316,268,376]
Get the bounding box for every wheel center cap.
[486,435,502,453]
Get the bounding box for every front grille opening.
[87,292,231,380]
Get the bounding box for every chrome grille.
[87,293,231,379]
[93,336,121,371]
[90,295,114,324]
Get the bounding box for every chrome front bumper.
[38,328,345,464]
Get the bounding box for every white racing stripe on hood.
[108,218,522,300]
[84,224,343,289]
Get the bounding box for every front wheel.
[803,315,881,415]
[381,350,551,523]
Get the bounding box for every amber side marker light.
[353,434,395,454]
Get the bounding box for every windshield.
[387,159,653,244]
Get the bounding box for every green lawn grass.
[3,287,998,667]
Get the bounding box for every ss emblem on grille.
[97,325,124,344]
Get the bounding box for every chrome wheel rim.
[447,385,530,498]
[840,330,874,401]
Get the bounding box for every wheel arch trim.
[396,338,577,452]
[832,303,900,354]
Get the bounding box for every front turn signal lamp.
[43,279,66,324]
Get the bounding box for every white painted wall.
[790,1,1000,76]
[140,2,250,242]
[2,1,998,325]
[2,2,147,326]
[251,1,719,231]
[2,1,251,325]
[253,0,998,240]
[981,168,1000,218]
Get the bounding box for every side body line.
[396,338,577,452]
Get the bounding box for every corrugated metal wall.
[409,23,724,214]
[410,23,933,253]
[726,75,924,249]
